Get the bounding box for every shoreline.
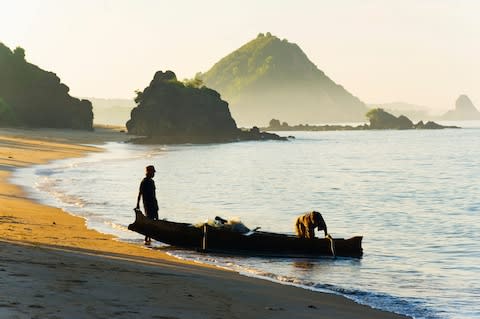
[0,127,411,318]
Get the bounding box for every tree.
[269,119,281,128]
[134,89,143,104]
[183,76,204,88]
[13,46,25,60]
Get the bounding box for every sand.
[0,127,411,319]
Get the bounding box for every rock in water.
[126,70,285,143]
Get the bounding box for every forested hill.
[0,42,93,130]
[200,33,367,126]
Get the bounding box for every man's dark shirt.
[140,177,158,219]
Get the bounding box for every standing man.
[136,165,159,244]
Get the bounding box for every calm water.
[12,124,480,319]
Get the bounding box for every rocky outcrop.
[0,43,93,130]
[366,108,414,129]
[367,102,431,121]
[367,109,459,130]
[441,95,480,120]
[264,109,459,131]
[126,71,285,143]
[264,118,368,131]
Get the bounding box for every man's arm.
[136,181,143,209]
[136,192,141,209]
[318,222,328,237]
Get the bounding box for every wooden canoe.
[128,210,363,258]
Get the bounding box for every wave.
[164,248,437,319]
[35,167,58,176]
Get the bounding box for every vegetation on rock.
[0,42,93,130]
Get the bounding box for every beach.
[0,128,410,319]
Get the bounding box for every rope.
[326,234,336,258]
[202,223,208,251]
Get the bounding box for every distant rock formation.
[0,42,93,130]
[264,118,369,131]
[367,102,431,121]
[199,33,367,126]
[126,71,285,143]
[441,95,480,120]
[366,108,414,129]
[367,108,459,129]
[264,109,459,131]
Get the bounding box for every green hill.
[200,33,367,126]
[0,42,93,130]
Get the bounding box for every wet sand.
[0,127,410,319]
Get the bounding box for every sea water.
[11,123,480,319]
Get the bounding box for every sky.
[1,0,478,113]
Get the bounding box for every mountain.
[87,98,135,126]
[199,33,367,126]
[0,42,93,130]
[441,95,480,120]
[126,70,284,143]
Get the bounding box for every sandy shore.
[0,127,410,319]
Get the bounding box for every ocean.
[11,122,480,319]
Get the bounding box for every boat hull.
[128,210,363,258]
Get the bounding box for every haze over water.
[12,124,480,319]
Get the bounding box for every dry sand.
[0,127,411,319]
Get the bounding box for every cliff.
[0,43,93,130]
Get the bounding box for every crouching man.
[295,211,328,239]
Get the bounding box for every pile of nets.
[195,216,250,234]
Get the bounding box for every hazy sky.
[1,0,478,113]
